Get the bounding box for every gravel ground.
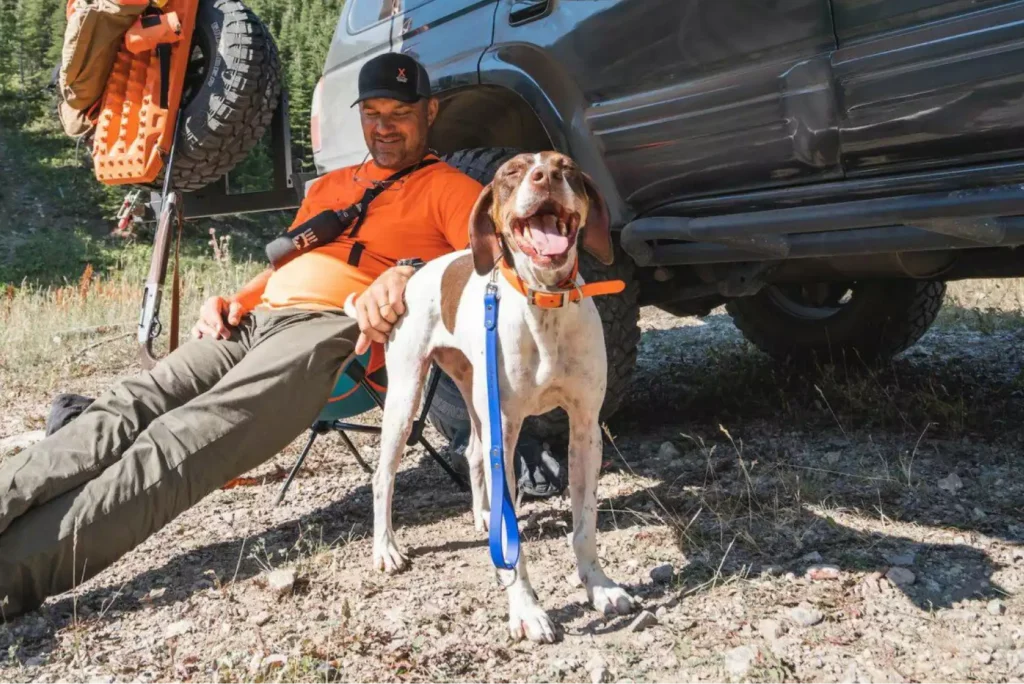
[1,302,1023,683]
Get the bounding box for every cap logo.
[396,68,408,83]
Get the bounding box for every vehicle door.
[831,0,1024,177]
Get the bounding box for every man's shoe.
[445,429,565,499]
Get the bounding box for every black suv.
[306,0,1024,435]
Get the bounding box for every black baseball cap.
[352,53,431,106]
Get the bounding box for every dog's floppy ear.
[580,173,614,265]
[469,183,502,275]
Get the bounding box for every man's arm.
[192,268,273,340]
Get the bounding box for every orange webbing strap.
[91,0,198,185]
[498,261,625,308]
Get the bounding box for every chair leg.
[419,436,468,491]
[274,429,319,506]
[337,430,374,474]
[408,364,442,445]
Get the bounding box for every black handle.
[510,0,548,25]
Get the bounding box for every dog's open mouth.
[510,200,580,263]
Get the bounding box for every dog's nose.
[529,165,563,188]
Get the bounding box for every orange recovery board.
[91,0,198,185]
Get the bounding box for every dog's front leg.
[478,403,557,643]
[372,359,429,574]
[569,409,637,616]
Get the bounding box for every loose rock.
[988,599,1006,616]
[724,645,759,678]
[164,620,193,639]
[976,651,993,665]
[884,551,916,567]
[756,618,786,641]
[657,441,681,460]
[629,610,658,633]
[650,564,674,584]
[806,564,842,581]
[787,603,824,627]
[266,567,297,597]
[250,610,272,626]
[800,551,824,563]
[886,567,916,586]
[938,472,963,494]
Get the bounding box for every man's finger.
[355,332,370,355]
[227,301,244,326]
[387,280,406,317]
[364,296,384,331]
[355,297,371,338]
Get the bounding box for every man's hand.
[351,265,416,354]
[192,295,244,340]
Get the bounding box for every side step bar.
[621,185,1024,267]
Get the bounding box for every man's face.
[359,97,439,169]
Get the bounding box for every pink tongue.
[528,215,569,256]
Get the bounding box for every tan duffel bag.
[57,0,148,134]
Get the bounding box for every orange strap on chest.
[498,261,625,308]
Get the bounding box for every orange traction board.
[91,0,198,186]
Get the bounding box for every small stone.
[266,568,297,597]
[756,618,785,641]
[886,567,916,586]
[629,610,658,632]
[24,656,45,668]
[261,654,288,671]
[724,645,759,678]
[976,651,993,665]
[988,599,1006,616]
[800,551,824,563]
[824,451,841,465]
[248,653,263,675]
[164,620,193,639]
[806,565,842,581]
[250,610,272,626]
[787,603,824,627]
[657,441,681,460]
[938,472,963,494]
[650,564,674,584]
[590,666,611,684]
[884,551,916,566]
[655,605,669,619]
[972,507,987,521]
[638,631,656,646]
[565,572,583,588]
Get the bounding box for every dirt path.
[1,306,1023,683]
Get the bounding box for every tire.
[156,0,282,191]
[427,147,642,443]
[726,279,946,363]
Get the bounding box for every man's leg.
[0,309,356,617]
[0,321,255,535]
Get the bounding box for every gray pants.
[0,307,357,618]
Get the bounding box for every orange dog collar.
[498,261,625,308]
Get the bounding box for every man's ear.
[469,183,502,275]
[426,97,439,127]
[580,173,614,265]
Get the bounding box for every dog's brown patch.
[433,346,473,387]
[441,254,474,333]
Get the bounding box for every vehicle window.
[348,0,400,33]
[348,0,438,33]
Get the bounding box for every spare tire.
[156,0,282,191]
[427,147,641,444]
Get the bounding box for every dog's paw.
[590,583,637,616]
[474,507,490,533]
[373,537,408,574]
[508,602,557,644]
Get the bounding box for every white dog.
[368,151,637,643]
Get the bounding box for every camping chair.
[273,342,468,505]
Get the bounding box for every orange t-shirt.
[259,156,483,311]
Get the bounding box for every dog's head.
[468,152,613,285]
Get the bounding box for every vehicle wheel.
[726,279,946,363]
[154,0,282,191]
[427,147,641,443]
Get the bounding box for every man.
[0,53,489,618]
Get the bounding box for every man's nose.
[529,165,563,189]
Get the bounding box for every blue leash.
[484,280,520,570]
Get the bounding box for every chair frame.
[274,359,467,505]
